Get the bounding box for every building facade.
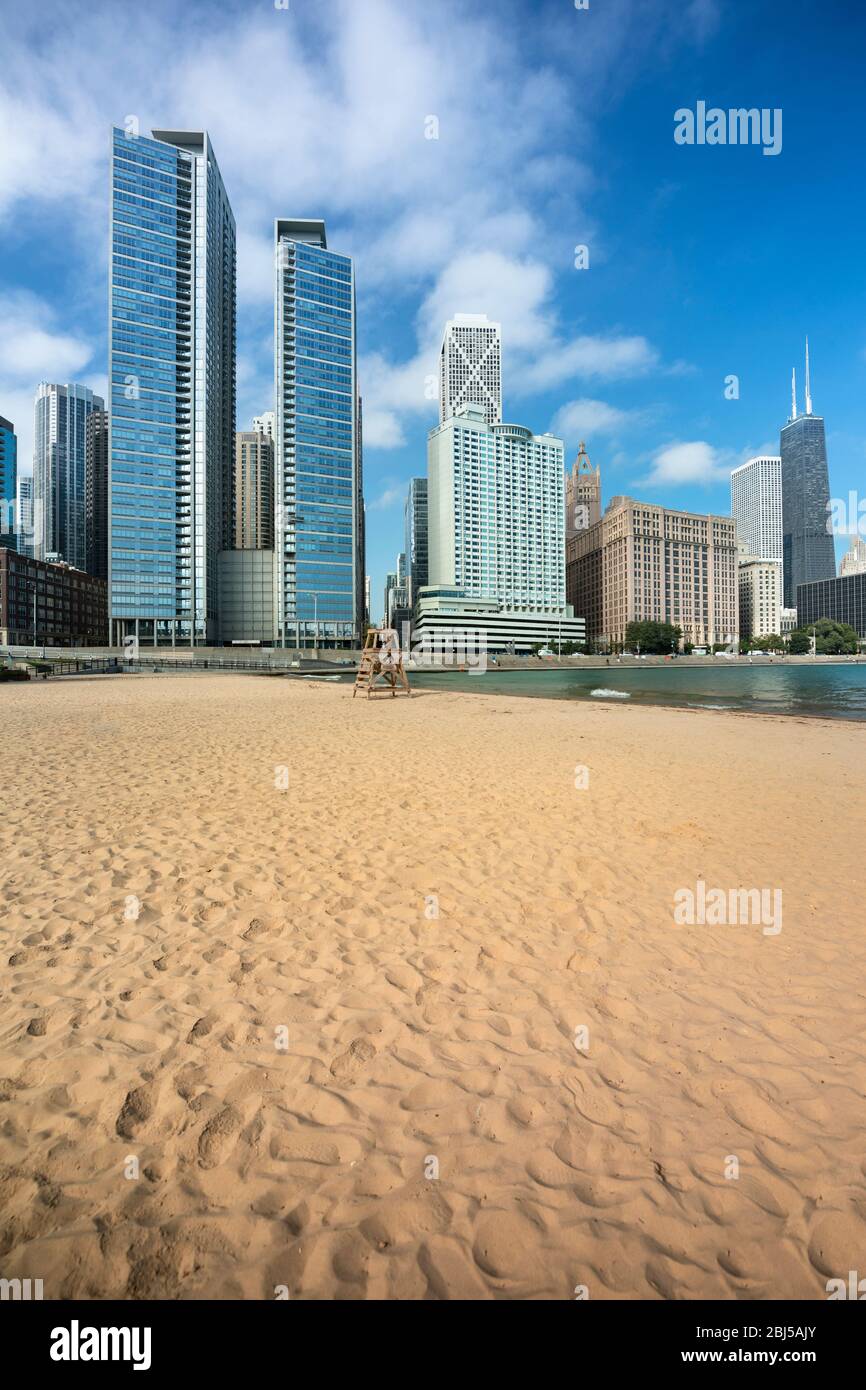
[85,409,109,581]
[780,607,798,636]
[109,125,236,647]
[251,410,275,441]
[730,455,782,561]
[565,442,601,541]
[840,537,866,577]
[15,475,33,557]
[0,548,108,646]
[0,414,16,547]
[217,549,275,645]
[412,585,586,655]
[796,572,866,638]
[234,430,274,550]
[567,498,739,650]
[33,383,104,568]
[439,314,502,426]
[403,476,428,608]
[428,405,568,615]
[738,555,782,640]
[780,346,835,607]
[274,219,362,649]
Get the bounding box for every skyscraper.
[403,476,428,607]
[565,442,601,540]
[274,218,362,649]
[439,314,502,426]
[16,475,33,558]
[780,340,835,608]
[109,125,236,646]
[730,455,782,561]
[0,414,16,547]
[33,383,104,567]
[428,405,566,613]
[234,430,274,550]
[85,409,109,581]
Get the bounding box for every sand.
[1,672,865,1301]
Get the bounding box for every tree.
[813,618,859,654]
[624,620,683,654]
[787,620,860,655]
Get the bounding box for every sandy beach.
[1,673,865,1300]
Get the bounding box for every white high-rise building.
[730,456,782,562]
[439,314,502,427]
[252,411,275,441]
[840,537,866,577]
[427,405,566,613]
[738,554,782,640]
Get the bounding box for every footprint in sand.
[329,1038,377,1083]
[116,1078,160,1139]
[197,1105,243,1169]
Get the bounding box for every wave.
[590,688,631,699]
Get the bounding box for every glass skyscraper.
[403,476,428,606]
[109,126,236,646]
[16,475,33,558]
[0,414,16,547]
[33,384,104,567]
[780,345,835,608]
[274,219,363,648]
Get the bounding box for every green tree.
[787,630,811,654]
[624,620,683,654]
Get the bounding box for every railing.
[11,657,124,678]
[125,656,323,673]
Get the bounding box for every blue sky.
[1,0,863,616]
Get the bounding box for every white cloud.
[551,398,634,442]
[520,334,658,395]
[368,484,405,512]
[0,292,99,474]
[639,440,733,487]
[0,292,94,382]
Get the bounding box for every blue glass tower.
[274,220,363,648]
[403,477,429,608]
[0,414,16,547]
[109,126,236,646]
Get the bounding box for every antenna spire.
[805,337,813,415]
[791,367,797,421]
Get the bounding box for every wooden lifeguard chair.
[353,627,411,699]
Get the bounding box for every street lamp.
[297,589,320,656]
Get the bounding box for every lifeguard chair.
[353,627,411,699]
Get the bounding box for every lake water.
[410,662,866,721]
